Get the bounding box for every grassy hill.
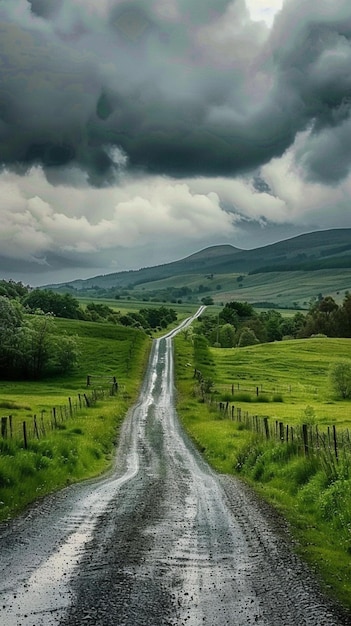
[45,229,351,309]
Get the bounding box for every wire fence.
[216,402,351,478]
[0,376,119,450]
[193,369,351,472]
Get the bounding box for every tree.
[201,296,214,305]
[23,289,81,319]
[221,301,255,322]
[22,316,80,378]
[237,327,259,347]
[22,316,56,378]
[329,361,351,399]
[0,296,25,375]
[52,334,80,373]
[219,323,236,348]
[259,310,283,341]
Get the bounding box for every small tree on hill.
[329,361,351,399]
[237,327,259,347]
[219,323,236,348]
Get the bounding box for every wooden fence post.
[23,421,28,449]
[302,424,309,456]
[263,417,269,440]
[1,417,7,439]
[33,415,39,440]
[279,422,284,442]
[333,425,338,462]
[84,393,90,407]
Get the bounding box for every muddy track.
[0,309,350,626]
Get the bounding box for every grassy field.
[174,333,351,610]
[212,338,351,427]
[77,296,198,317]
[102,268,351,309]
[0,318,151,521]
[215,269,351,307]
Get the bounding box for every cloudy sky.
[1,0,351,285]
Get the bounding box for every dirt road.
[0,310,349,625]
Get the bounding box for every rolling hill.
[45,229,351,308]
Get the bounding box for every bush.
[233,392,252,402]
[329,361,351,399]
[257,394,270,403]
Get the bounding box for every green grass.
[212,338,351,428]
[0,318,151,522]
[214,269,351,308]
[81,268,351,309]
[174,332,351,612]
[77,296,197,318]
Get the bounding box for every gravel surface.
[0,309,350,626]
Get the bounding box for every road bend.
[0,307,349,626]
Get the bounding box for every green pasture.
[100,268,351,309]
[129,272,232,294]
[174,333,351,610]
[77,296,197,318]
[0,318,151,522]
[215,269,351,307]
[212,338,351,428]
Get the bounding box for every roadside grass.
[0,318,151,522]
[174,333,351,611]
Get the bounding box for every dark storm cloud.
[1,0,351,184]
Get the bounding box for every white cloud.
[0,127,351,284]
[0,169,236,265]
[245,0,283,25]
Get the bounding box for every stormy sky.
[1,0,351,285]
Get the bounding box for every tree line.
[0,281,178,379]
[195,294,351,348]
[0,281,177,331]
[0,296,79,379]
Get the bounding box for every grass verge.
[174,332,351,612]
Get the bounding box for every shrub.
[257,394,270,403]
[233,392,252,402]
[329,361,351,399]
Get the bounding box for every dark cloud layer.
[1,0,351,184]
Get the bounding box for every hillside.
[45,229,351,308]
[46,244,242,290]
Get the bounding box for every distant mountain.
[45,228,351,292]
[45,244,242,290]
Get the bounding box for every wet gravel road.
[0,309,350,626]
